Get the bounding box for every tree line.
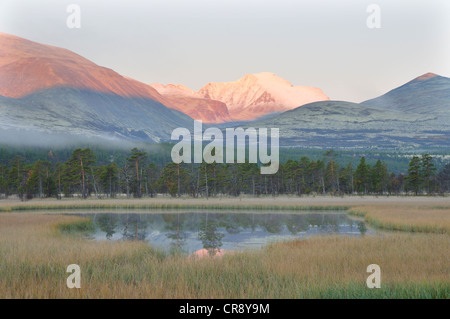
[0,148,449,200]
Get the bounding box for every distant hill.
[0,32,164,101]
[0,32,193,143]
[0,87,193,143]
[361,73,450,122]
[248,100,449,149]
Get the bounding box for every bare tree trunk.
[213,165,217,198]
[252,176,255,196]
[321,176,325,194]
[177,164,181,197]
[351,173,354,194]
[205,168,209,200]
[135,160,140,197]
[80,157,85,198]
[90,167,99,198]
[336,175,340,194]
[39,175,42,199]
[58,170,61,200]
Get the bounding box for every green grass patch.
[312,282,449,299]
[57,218,95,235]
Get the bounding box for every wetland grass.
[0,207,448,299]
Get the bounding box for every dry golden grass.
[0,209,449,298]
[0,195,448,212]
[349,205,450,234]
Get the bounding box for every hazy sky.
[1,0,449,102]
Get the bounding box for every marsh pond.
[65,211,373,256]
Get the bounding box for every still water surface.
[71,211,373,255]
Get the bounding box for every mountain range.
[0,32,449,149]
[150,72,329,122]
[0,32,328,125]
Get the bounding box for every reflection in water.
[164,213,188,255]
[81,212,370,255]
[96,214,117,239]
[199,213,225,257]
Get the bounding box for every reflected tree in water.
[96,213,118,239]
[164,213,188,255]
[358,221,367,236]
[221,214,242,235]
[121,213,148,241]
[327,215,340,233]
[198,214,224,256]
[261,215,283,234]
[286,215,310,234]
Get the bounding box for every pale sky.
[1,0,449,102]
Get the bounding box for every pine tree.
[0,164,8,196]
[324,150,338,193]
[158,162,189,197]
[420,154,436,194]
[143,162,158,197]
[100,163,119,198]
[298,156,311,194]
[437,163,450,192]
[355,157,370,194]
[7,155,25,196]
[407,156,421,195]
[127,148,147,198]
[65,148,96,198]
[54,162,64,199]
[371,160,388,194]
[340,162,354,194]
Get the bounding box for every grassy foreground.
[0,197,449,298]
